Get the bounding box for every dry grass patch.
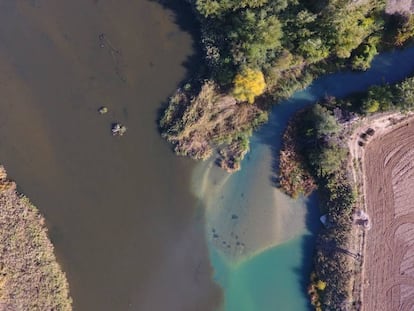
[0,166,72,311]
[160,81,268,171]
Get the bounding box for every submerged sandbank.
[192,150,313,261]
[192,152,320,311]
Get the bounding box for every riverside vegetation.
[279,74,414,310]
[0,166,72,310]
[281,102,356,310]
[160,0,414,171]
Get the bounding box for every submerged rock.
[98,106,108,114]
[112,123,127,136]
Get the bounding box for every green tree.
[321,1,383,59]
[311,104,340,138]
[196,0,269,17]
[396,77,414,110]
[362,85,394,113]
[394,14,414,46]
[313,144,347,178]
[297,37,330,64]
[228,9,283,65]
[351,36,379,71]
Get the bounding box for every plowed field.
[363,121,414,311]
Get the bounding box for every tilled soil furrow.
[363,121,414,310]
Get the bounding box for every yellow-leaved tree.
[316,280,326,291]
[232,68,266,104]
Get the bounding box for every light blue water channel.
[199,46,414,311]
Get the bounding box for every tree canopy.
[187,0,407,103]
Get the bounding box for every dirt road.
[363,120,414,311]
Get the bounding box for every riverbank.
[0,166,71,310]
[280,104,358,309]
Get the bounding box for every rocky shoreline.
[0,166,72,310]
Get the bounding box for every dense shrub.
[362,84,394,113]
[361,76,414,114]
[394,14,414,46]
[352,36,380,71]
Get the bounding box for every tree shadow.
[152,0,205,77]
[294,192,322,310]
[150,0,207,128]
[249,91,323,310]
[253,95,316,188]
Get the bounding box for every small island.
[0,166,72,310]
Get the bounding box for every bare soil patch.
[362,118,414,311]
[386,0,414,14]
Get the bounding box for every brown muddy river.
[0,0,221,310]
